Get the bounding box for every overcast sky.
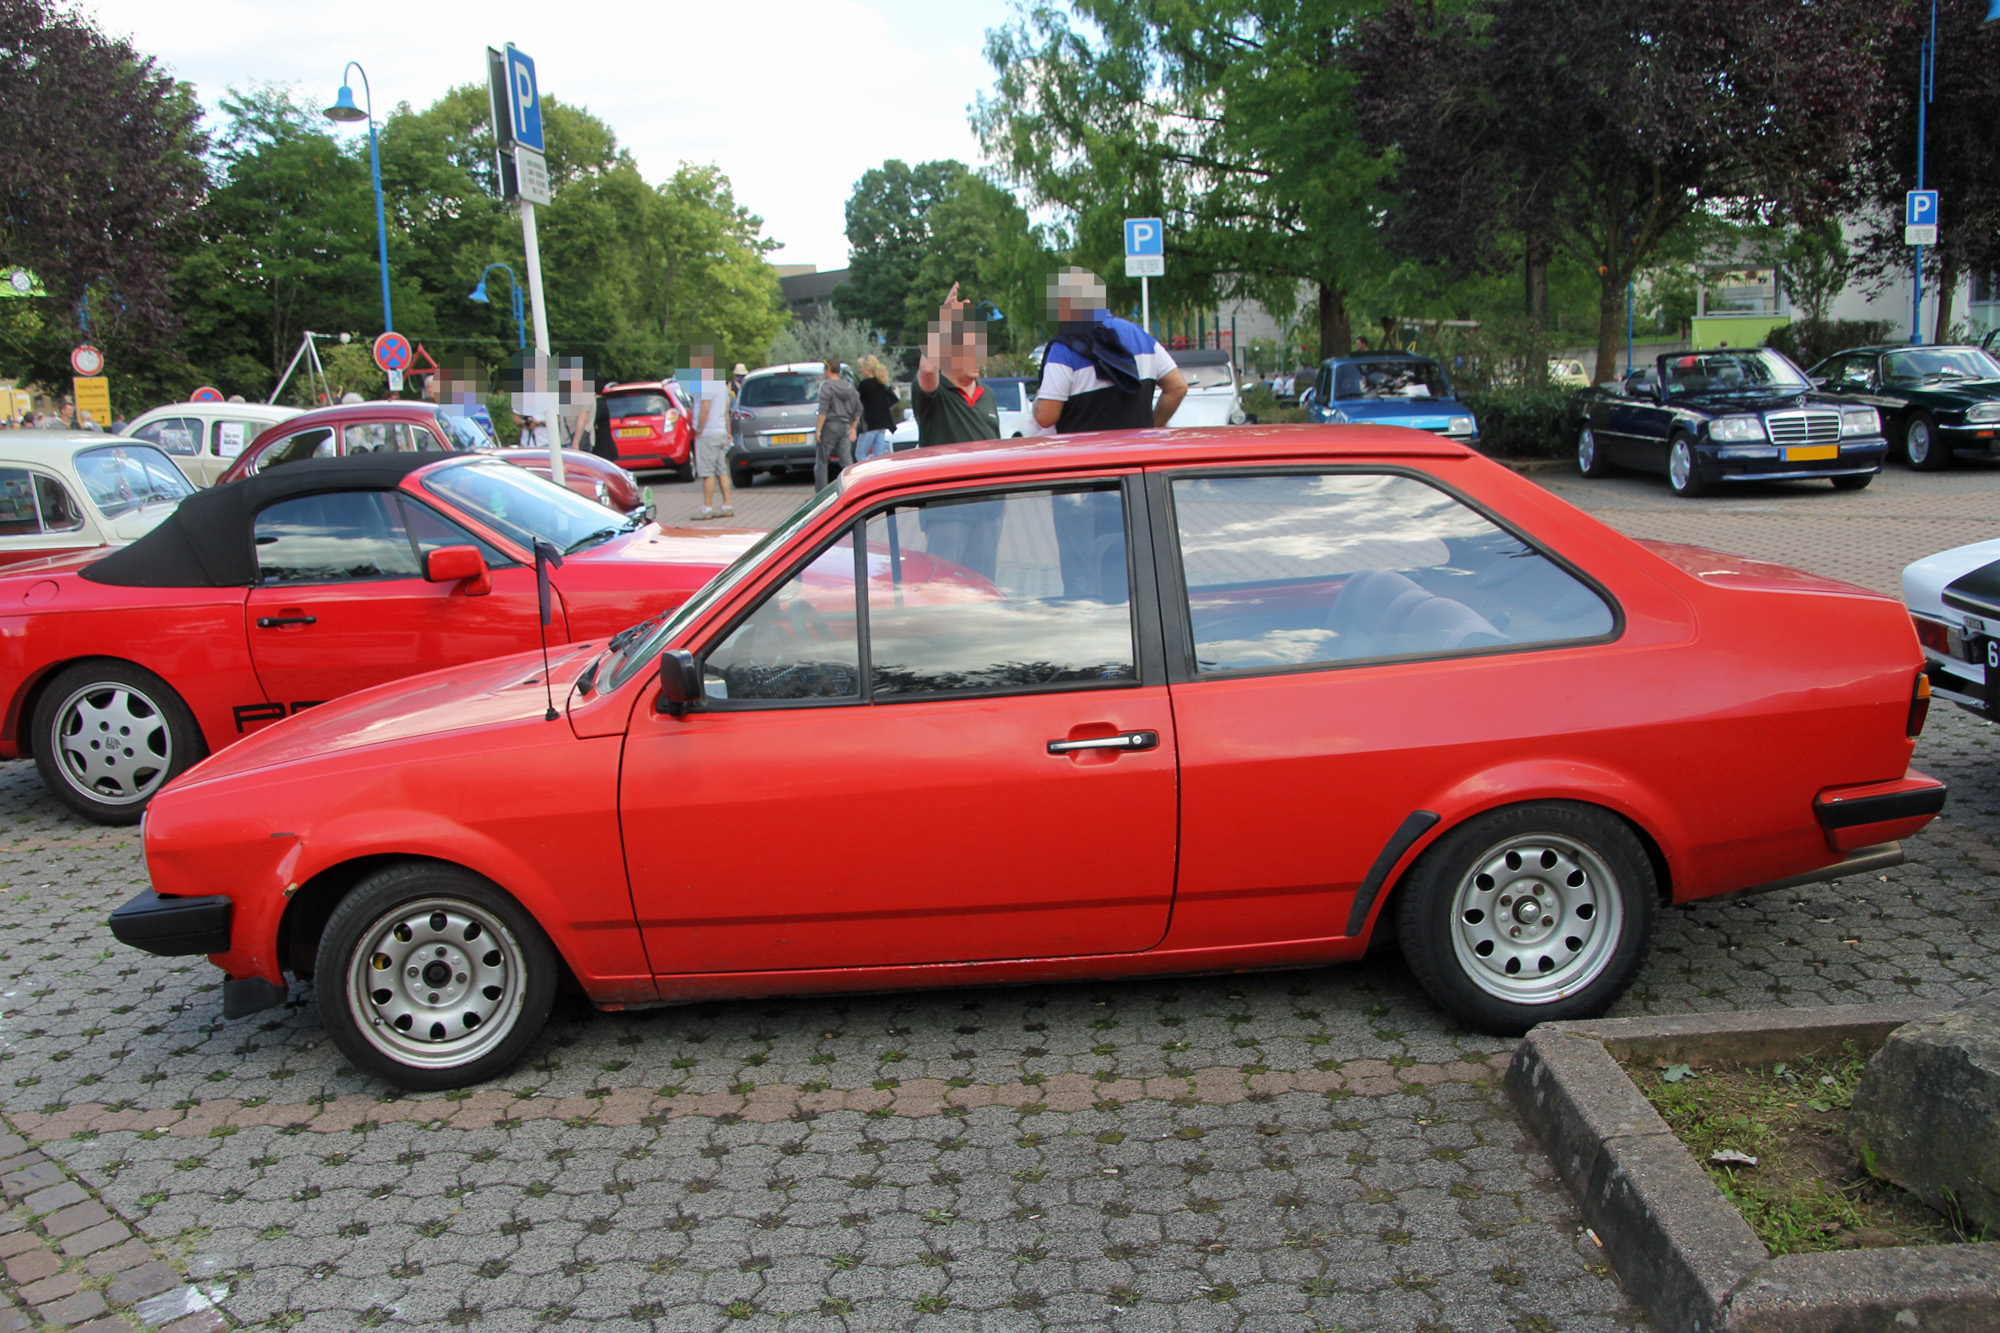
[86,0,1019,271]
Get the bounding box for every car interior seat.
[1327,568,1509,660]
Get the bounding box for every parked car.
[1572,348,1887,496]
[109,425,1941,1088]
[1165,349,1249,427]
[1548,358,1590,388]
[1904,534,2000,723]
[0,453,754,824]
[980,376,1041,437]
[1304,351,1479,444]
[126,402,301,487]
[728,362,853,488]
[214,402,647,520]
[598,380,694,479]
[1807,344,2000,470]
[0,434,193,567]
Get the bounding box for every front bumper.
[108,889,231,956]
[1701,436,1886,482]
[1938,422,2000,454]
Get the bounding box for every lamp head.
[324,85,366,123]
[467,280,491,305]
[1987,0,1999,25]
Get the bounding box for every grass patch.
[1618,1047,1977,1254]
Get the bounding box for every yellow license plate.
[770,432,811,445]
[1786,444,1838,461]
[614,426,652,439]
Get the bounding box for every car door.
[1600,370,1669,469]
[1157,468,1622,949]
[243,489,540,708]
[619,479,1179,976]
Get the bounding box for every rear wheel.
[1667,436,1709,497]
[1396,802,1655,1035]
[730,460,755,489]
[1577,424,1613,478]
[1904,413,1948,471]
[318,862,557,1090]
[32,660,205,825]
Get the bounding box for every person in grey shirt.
[813,359,862,490]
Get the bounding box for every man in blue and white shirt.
[1032,267,1187,434]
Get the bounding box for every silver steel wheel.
[1578,426,1597,472]
[345,897,528,1071]
[50,680,173,807]
[1448,833,1625,1006]
[1668,440,1694,491]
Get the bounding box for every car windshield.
[602,481,845,691]
[605,392,670,418]
[1333,360,1449,400]
[434,410,496,449]
[740,372,822,407]
[1175,361,1237,390]
[1660,349,1809,397]
[1883,346,2000,384]
[74,444,193,518]
[422,458,631,554]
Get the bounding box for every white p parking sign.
[1906,190,1939,246]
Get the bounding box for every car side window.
[253,491,423,584]
[1170,472,1614,674]
[0,470,38,536]
[863,485,1135,697]
[397,496,512,568]
[133,417,200,456]
[258,428,336,472]
[212,420,255,458]
[702,531,861,703]
[33,476,84,532]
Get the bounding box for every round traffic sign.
[190,386,224,404]
[372,331,412,375]
[70,345,103,377]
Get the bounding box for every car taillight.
[1909,670,1932,738]
[1911,615,1950,654]
[664,409,681,425]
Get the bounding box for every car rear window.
[740,373,822,407]
[605,392,671,418]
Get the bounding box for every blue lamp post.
[324,63,394,337]
[468,264,526,351]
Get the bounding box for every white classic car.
[1904,534,2000,721]
[126,402,301,487]
[0,433,193,568]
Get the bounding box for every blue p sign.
[1125,217,1163,257]
[1907,190,1939,227]
[505,47,543,153]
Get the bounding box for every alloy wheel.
[50,681,172,807]
[1447,833,1625,1005]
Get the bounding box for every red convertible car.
[110,426,1944,1088]
[0,453,750,823]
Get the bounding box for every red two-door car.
[0,453,750,823]
[109,427,1944,1089]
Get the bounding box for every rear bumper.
[1923,655,1994,720]
[730,439,818,471]
[108,889,231,956]
[1813,772,1946,852]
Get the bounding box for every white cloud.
[84,0,1011,269]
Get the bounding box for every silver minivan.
[728,362,852,487]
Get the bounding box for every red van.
[601,381,694,477]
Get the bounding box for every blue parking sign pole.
[1124,217,1164,335]
[1910,0,1938,344]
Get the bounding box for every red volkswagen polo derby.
[111,426,1944,1088]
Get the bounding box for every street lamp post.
[324,63,394,338]
[469,264,526,351]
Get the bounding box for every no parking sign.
[373,332,412,375]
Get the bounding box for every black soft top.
[82,453,463,589]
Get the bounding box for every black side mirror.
[657,648,702,716]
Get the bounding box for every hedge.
[1460,386,1576,460]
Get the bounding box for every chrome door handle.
[1048,730,1158,755]
[255,615,317,628]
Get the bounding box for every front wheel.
[1395,803,1656,1035]
[318,862,558,1090]
[1667,437,1709,497]
[32,660,205,824]
[1577,424,1613,478]
[1904,414,1948,471]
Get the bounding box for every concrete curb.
[1507,1003,2000,1333]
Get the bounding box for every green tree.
[904,173,1057,355]
[836,160,970,342]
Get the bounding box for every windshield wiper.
[608,613,665,653]
[564,527,620,555]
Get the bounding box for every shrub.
[1460,386,1576,460]
[1240,384,1306,424]
[1763,319,1897,370]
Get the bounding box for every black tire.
[675,463,695,484]
[1904,413,1948,471]
[1666,435,1709,497]
[1577,424,1613,478]
[1395,802,1656,1035]
[730,461,755,489]
[1830,473,1875,491]
[317,862,558,1091]
[32,659,206,825]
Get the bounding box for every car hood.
[1903,535,2000,621]
[567,523,760,570]
[1894,380,2000,409]
[1328,398,1468,427]
[173,642,605,786]
[1665,389,1843,415]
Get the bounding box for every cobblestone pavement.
[1,455,1996,1332]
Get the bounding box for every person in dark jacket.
[854,356,898,460]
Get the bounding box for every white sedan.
[0,433,193,568]
[1904,535,2000,721]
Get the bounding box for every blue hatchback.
[1304,351,1479,444]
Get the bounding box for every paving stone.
[39,1202,109,1239]
[1,1161,63,1198]
[22,1181,87,1216]
[83,1237,154,1277]
[158,1308,228,1333]
[0,1232,38,1259]
[4,1245,61,1284]
[0,1305,31,1333]
[34,1289,108,1326]
[103,1259,178,1307]
[59,1220,129,1258]
[19,1268,83,1304]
